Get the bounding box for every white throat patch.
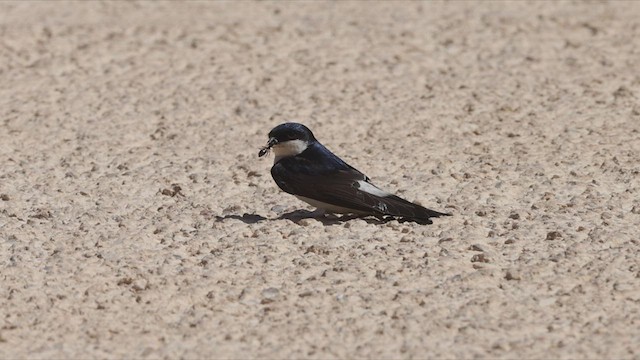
[272,140,308,163]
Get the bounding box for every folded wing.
[271,157,450,221]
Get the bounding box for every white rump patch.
[273,140,308,163]
[357,180,391,197]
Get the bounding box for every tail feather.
[378,194,451,221]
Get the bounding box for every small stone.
[305,245,329,255]
[160,184,183,197]
[438,237,453,244]
[132,279,148,292]
[471,254,489,263]
[508,212,520,220]
[546,231,562,240]
[0,194,9,201]
[469,244,485,252]
[298,219,315,226]
[261,287,280,304]
[505,270,521,281]
[30,209,52,219]
[386,222,401,230]
[117,277,133,286]
[613,86,633,99]
[400,236,413,243]
[161,188,174,196]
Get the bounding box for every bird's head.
[259,122,316,161]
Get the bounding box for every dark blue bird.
[259,122,450,224]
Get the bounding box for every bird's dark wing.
[271,155,450,221]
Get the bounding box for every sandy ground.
[1,1,639,359]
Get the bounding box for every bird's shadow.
[214,210,433,225]
[214,213,269,224]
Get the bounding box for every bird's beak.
[258,137,278,158]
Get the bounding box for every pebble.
[546,231,562,240]
[505,270,521,281]
[261,287,280,304]
[471,253,489,263]
[469,244,485,252]
[132,279,148,292]
[298,218,317,227]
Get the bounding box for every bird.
[259,122,450,224]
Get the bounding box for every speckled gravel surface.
[1,2,639,359]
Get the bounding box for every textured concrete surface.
[1,2,639,358]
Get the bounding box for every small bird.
[259,122,450,224]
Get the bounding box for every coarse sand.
[1,1,639,359]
